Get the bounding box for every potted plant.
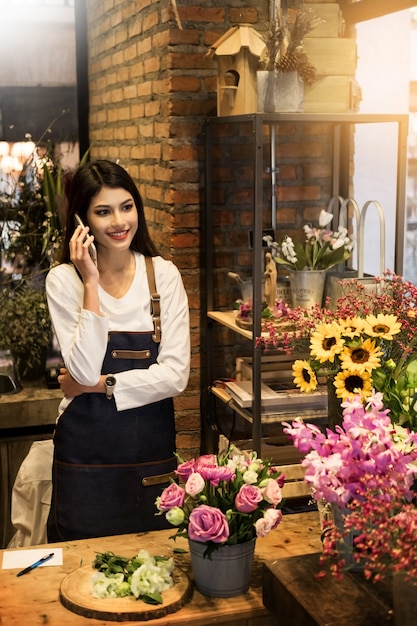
[263,209,355,308]
[0,283,53,382]
[283,394,417,625]
[155,447,285,597]
[257,0,322,112]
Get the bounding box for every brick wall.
[84,0,356,458]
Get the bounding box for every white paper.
[2,548,63,570]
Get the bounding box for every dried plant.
[259,6,322,85]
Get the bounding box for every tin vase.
[257,70,303,113]
[288,269,327,309]
[188,538,256,597]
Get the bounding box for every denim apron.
[47,260,176,542]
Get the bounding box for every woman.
[46,160,190,542]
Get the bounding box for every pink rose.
[235,484,263,513]
[262,478,283,507]
[176,459,196,481]
[188,504,230,543]
[194,454,217,474]
[264,507,283,530]
[157,482,185,511]
[255,508,282,538]
[185,472,205,497]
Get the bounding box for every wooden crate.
[303,37,357,76]
[306,3,345,38]
[304,75,362,113]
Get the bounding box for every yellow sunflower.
[338,317,365,338]
[362,314,401,340]
[338,338,382,374]
[292,359,318,393]
[310,322,343,363]
[333,369,372,401]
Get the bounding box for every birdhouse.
[208,25,266,117]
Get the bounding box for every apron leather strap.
[145,256,161,343]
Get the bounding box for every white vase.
[188,538,256,597]
[288,269,327,309]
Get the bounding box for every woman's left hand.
[58,367,105,398]
[58,367,85,398]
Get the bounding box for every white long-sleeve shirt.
[45,252,190,415]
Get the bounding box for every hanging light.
[0,155,23,174]
[0,142,10,158]
[10,141,36,161]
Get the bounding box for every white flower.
[330,235,345,250]
[243,469,259,484]
[319,209,333,227]
[92,572,125,598]
[130,553,174,599]
[281,236,298,264]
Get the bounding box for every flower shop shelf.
[204,112,409,457]
[211,385,327,426]
[208,310,252,339]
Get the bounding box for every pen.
[16,553,54,577]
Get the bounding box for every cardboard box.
[304,75,362,113]
[306,3,345,38]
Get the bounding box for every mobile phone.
[74,213,97,265]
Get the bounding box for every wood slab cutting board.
[60,565,192,621]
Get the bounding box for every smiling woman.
[45,159,191,543]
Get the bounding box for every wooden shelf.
[211,386,328,425]
[208,310,252,339]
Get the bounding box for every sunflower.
[337,317,365,338]
[339,338,383,374]
[362,314,401,340]
[292,359,318,393]
[333,369,373,401]
[310,322,344,363]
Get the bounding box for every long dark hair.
[59,159,159,263]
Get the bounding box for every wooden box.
[306,3,345,38]
[303,38,357,76]
[304,75,362,113]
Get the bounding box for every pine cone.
[275,52,299,73]
[295,51,317,86]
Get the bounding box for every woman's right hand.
[70,225,99,280]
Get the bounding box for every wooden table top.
[0,511,322,626]
[263,552,394,626]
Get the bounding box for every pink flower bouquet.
[283,393,417,581]
[155,448,285,557]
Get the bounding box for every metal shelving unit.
[204,112,408,456]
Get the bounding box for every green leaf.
[405,360,417,387]
[141,592,163,605]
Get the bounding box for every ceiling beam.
[339,0,416,24]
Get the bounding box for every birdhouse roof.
[208,25,266,59]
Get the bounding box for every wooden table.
[263,552,394,626]
[0,511,322,626]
